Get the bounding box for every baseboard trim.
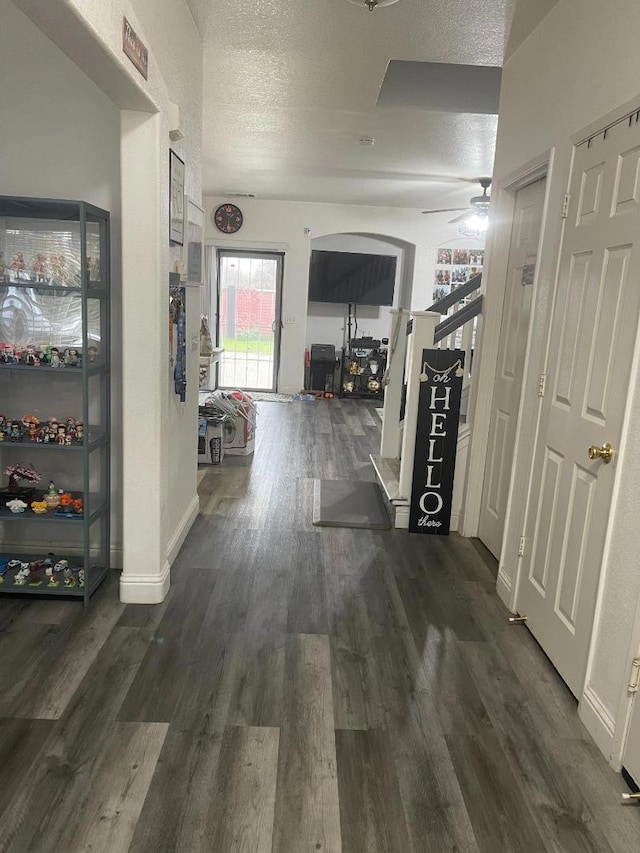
[166,493,200,566]
[579,684,618,766]
[119,495,199,604]
[120,560,170,604]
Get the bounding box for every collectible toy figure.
[32,254,48,282]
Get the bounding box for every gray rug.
[312,479,391,530]
[246,392,293,402]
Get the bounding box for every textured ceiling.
[187,0,557,209]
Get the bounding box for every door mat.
[243,392,292,402]
[312,479,391,530]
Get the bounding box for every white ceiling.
[187,0,558,210]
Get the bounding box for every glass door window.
[217,251,283,391]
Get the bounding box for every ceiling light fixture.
[465,210,489,232]
[347,0,402,11]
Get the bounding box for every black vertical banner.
[409,349,465,535]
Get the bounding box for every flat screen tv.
[308,250,396,306]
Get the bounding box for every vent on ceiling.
[224,192,256,198]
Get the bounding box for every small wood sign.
[409,349,465,535]
[123,18,148,80]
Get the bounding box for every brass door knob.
[588,443,613,464]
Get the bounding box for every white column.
[398,311,439,500]
[119,110,169,603]
[380,309,408,459]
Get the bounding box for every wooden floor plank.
[335,728,411,853]
[208,726,280,853]
[272,633,342,853]
[35,722,168,853]
[0,718,54,822]
[128,635,241,852]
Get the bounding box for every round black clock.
[214,203,243,234]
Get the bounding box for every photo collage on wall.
[433,247,484,304]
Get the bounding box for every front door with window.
[517,116,640,697]
[217,250,283,391]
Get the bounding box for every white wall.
[477,0,640,764]
[0,0,123,554]
[204,196,480,393]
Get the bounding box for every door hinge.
[538,373,547,397]
[518,536,526,557]
[629,658,640,693]
[562,193,570,219]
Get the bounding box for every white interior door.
[517,115,640,697]
[479,178,546,558]
[624,692,640,788]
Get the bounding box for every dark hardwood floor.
[0,399,638,852]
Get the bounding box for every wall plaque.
[123,18,148,80]
[409,349,465,535]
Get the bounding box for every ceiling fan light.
[465,212,489,232]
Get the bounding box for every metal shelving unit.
[0,196,110,604]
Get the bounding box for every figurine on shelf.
[73,498,84,515]
[87,345,98,363]
[10,252,27,282]
[3,462,40,493]
[32,254,48,283]
[28,562,43,587]
[22,346,40,366]
[14,566,31,585]
[0,345,18,364]
[43,481,60,510]
[46,566,59,587]
[78,569,85,588]
[75,422,84,443]
[8,420,23,441]
[59,492,73,508]
[30,500,48,514]
[6,498,28,513]
[63,565,76,588]
[49,254,68,286]
[55,424,67,445]
[64,348,79,367]
[49,347,61,368]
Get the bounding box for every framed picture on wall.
[183,197,204,286]
[169,149,185,245]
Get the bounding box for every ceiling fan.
[422,178,491,231]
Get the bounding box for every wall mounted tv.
[308,250,396,306]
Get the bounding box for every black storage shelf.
[0,555,107,598]
[0,281,109,299]
[0,362,107,377]
[0,429,107,453]
[339,346,387,400]
[0,496,107,525]
[0,195,111,605]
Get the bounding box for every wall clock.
[214,203,243,234]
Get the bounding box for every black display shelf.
[0,428,106,453]
[0,362,107,376]
[0,496,107,525]
[0,554,107,598]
